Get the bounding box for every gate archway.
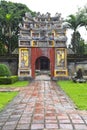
[35,56,50,71]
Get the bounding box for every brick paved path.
[0,75,87,130]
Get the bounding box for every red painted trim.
[31,48,55,78]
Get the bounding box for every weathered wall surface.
[68,61,87,77]
[67,54,87,77]
[0,54,87,77]
[0,55,18,75]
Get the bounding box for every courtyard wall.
[68,54,87,78]
[0,55,18,75]
[0,54,87,77]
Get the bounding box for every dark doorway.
[35,56,50,70]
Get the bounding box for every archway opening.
[35,56,50,71]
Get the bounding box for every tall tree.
[0,0,36,54]
[78,6,87,30]
[84,43,87,54]
[65,13,85,53]
[3,13,13,54]
[71,31,80,53]
[79,38,85,54]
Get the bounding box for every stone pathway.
[35,75,51,81]
[0,75,87,130]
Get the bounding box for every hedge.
[0,76,18,84]
[0,64,11,77]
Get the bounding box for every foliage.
[57,80,87,110]
[84,43,87,54]
[0,0,36,54]
[0,92,18,111]
[71,31,80,53]
[0,64,11,77]
[71,31,85,54]
[66,14,84,31]
[78,38,85,54]
[65,7,87,54]
[77,6,87,29]
[0,41,7,55]
[0,76,18,84]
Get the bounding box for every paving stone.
[16,124,30,130]
[31,123,44,129]
[84,119,87,124]
[45,124,58,129]
[45,116,57,120]
[7,117,20,122]
[0,117,8,122]
[72,119,84,124]
[74,124,87,129]
[0,122,5,127]
[34,109,44,114]
[45,119,58,123]
[18,118,31,124]
[21,113,32,118]
[45,113,56,116]
[2,124,16,130]
[59,119,71,123]
[33,115,44,121]
[57,113,69,120]
[32,119,44,123]
[10,114,21,118]
[60,123,73,129]
[43,128,60,130]
[5,121,18,125]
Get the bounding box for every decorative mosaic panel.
[56,48,66,67]
[19,48,30,69]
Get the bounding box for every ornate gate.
[18,12,68,79]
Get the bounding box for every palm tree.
[78,6,87,29]
[65,13,85,53]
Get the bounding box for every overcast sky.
[6,0,87,17]
[6,0,87,44]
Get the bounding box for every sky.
[7,0,87,18]
[6,0,87,44]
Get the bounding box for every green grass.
[0,92,18,111]
[0,81,29,88]
[57,80,87,110]
[0,81,29,111]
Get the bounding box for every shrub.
[0,64,11,77]
[0,76,18,84]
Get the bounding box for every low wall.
[0,54,87,77]
[68,54,87,77]
[0,55,18,75]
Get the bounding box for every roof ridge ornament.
[25,12,32,18]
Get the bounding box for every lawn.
[0,81,29,88]
[57,80,87,110]
[0,81,29,111]
[0,92,18,111]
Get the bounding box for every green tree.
[66,13,85,54]
[84,43,87,54]
[0,41,7,55]
[78,6,87,29]
[71,31,82,53]
[79,38,85,54]
[0,0,36,54]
